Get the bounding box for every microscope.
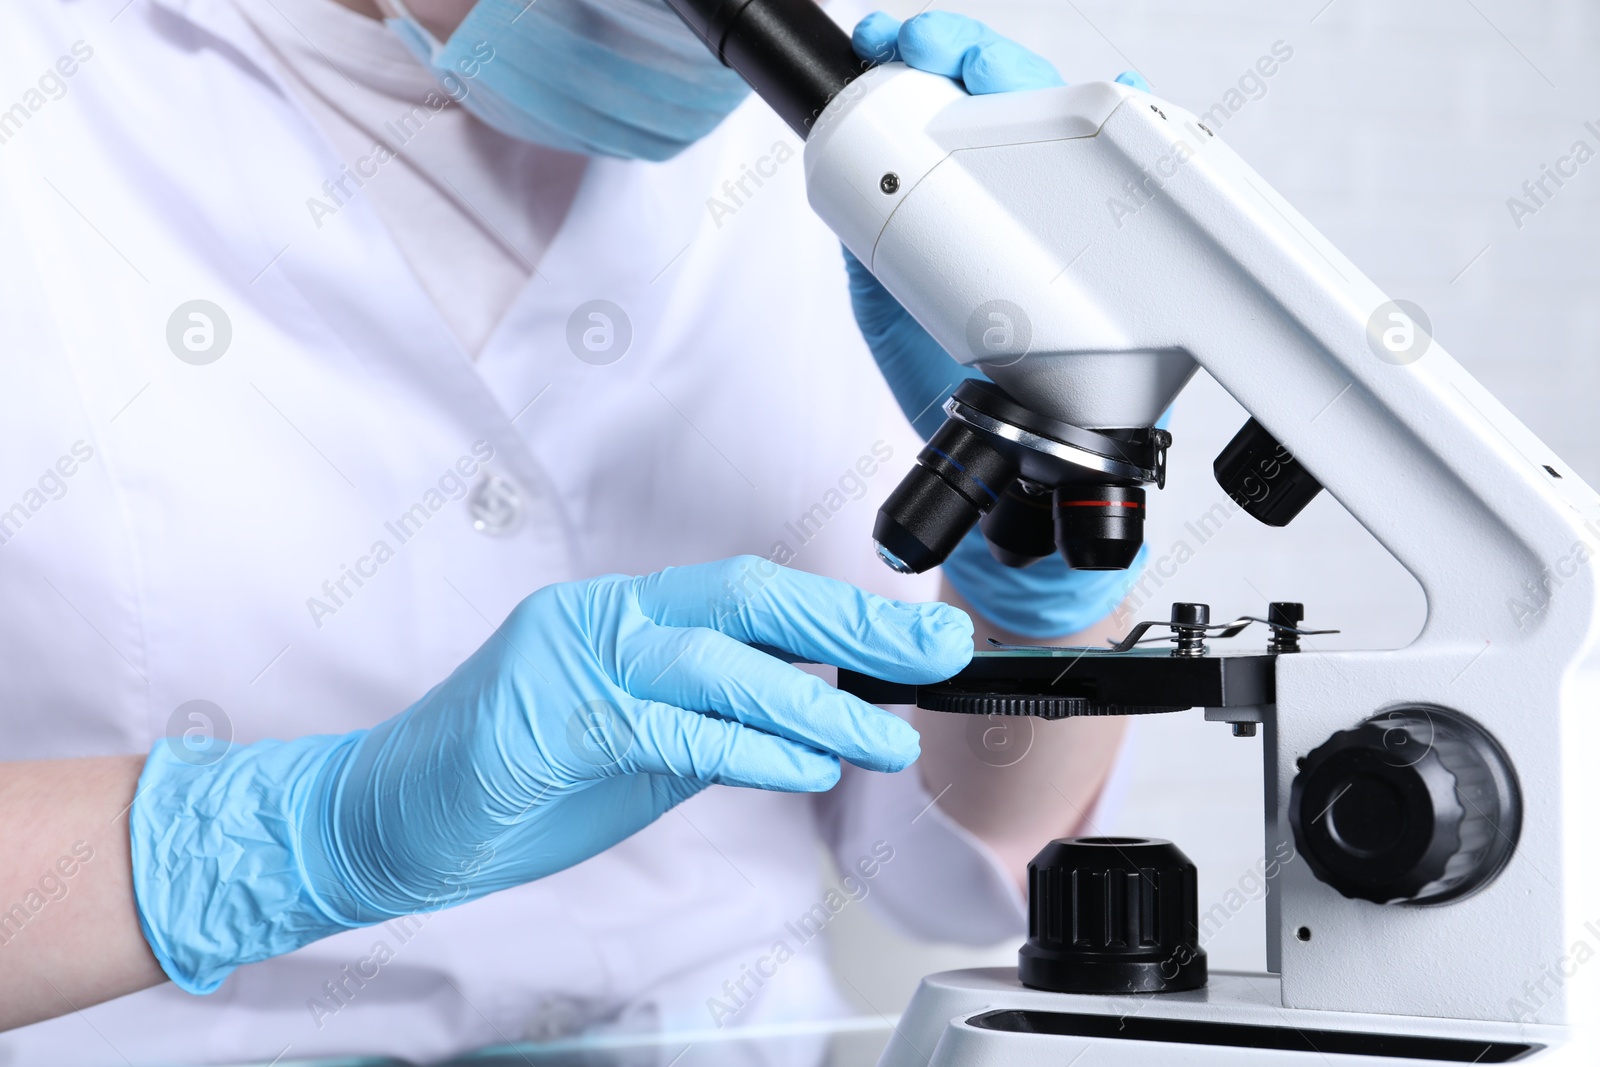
[664,0,1600,1060]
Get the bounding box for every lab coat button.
[468,472,525,535]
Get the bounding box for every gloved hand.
[131,558,972,993]
[848,11,1151,638]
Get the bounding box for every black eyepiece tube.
[663,0,866,137]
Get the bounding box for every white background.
[827,0,1600,1014]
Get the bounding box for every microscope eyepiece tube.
[662,0,866,138]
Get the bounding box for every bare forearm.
[919,580,1129,889]
[0,756,165,1030]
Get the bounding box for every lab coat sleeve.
[814,723,1135,945]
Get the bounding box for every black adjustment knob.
[1020,837,1206,994]
[1290,708,1521,905]
[1213,418,1323,527]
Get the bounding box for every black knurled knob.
[1019,837,1206,994]
[1290,708,1521,905]
[1213,417,1323,527]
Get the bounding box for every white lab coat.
[0,0,1026,1062]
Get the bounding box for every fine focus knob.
[1020,837,1206,994]
[1290,708,1520,905]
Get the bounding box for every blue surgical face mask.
[386,0,751,161]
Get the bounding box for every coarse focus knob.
[1020,837,1206,995]
[1290,708,1520,905]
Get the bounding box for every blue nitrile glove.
[131,558,973,993]
[847,11,1151,638]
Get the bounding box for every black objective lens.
[873,421,1018,574]
[980,482,1056,568]
[1054,485,1145,570]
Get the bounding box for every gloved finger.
[897,11,1064,94]
[631,557,973,683]
[1116,70,1152,91]
[620,623,921,772]
[611,697,845,791]
[852,10,902,64]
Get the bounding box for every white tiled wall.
[828,0,1600,1013]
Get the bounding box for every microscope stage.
[839,648,1275,719]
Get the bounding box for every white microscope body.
[803,68,1600,1064]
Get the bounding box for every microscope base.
[878,969,1567,1066]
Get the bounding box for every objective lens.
[1054,485,1145,570]
[875,542,915,574]
[979,481,1056,568]
[872,420,1018,574]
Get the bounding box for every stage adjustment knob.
[1290,708,1520,905]
[1020,837,1206,994]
